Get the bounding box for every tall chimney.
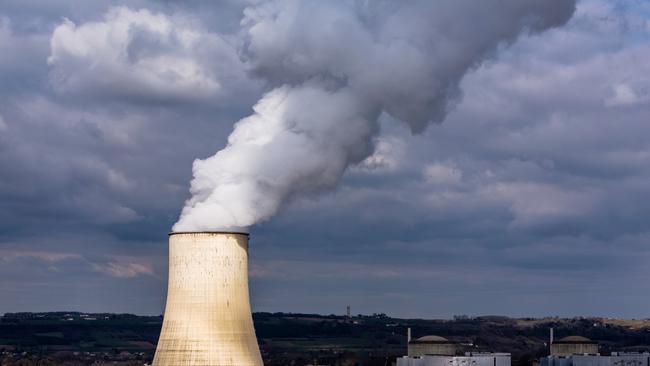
[152,232,263,366]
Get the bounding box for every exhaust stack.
[152,232,263,366]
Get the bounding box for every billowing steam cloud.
[173,0,576,232]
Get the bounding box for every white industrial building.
[540,333,649,366]
[396,352,511,366]
[541,353,650,366]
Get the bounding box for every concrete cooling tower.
[152,232,263,366]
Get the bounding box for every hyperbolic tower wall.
[152,232,263,366]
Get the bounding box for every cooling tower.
[152,232,263,366]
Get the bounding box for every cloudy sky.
[1,0,650,319]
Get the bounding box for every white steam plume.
[173,0,576,232]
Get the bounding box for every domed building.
[408,335,458,357]
[551,336,598,356]
[541,334,648,366]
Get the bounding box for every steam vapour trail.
[173,0,576,232]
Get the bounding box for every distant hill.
[2,312,650,366]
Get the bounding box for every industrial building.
[396,352,511,366]
[541,334,649,366]
[152,232,263,366]
[398,332,510,366]
[541,352,650,366]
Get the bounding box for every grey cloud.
[0,0,260,316]
[0,18,50,94]
[1,0,650,319]
[90,260,155,278]
[47,6,258,105]
[0,247,164,313]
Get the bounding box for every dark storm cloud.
[0,0,649,318]
[0,0,261,314]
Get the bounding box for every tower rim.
[168,231,250,236]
